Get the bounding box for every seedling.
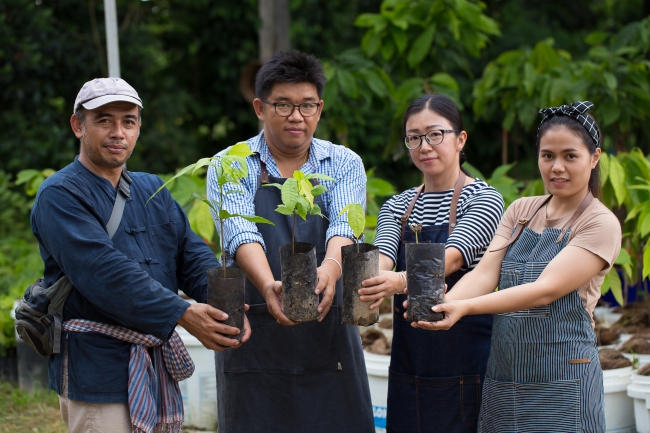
[338,203,365,253]
[265,170,334,253]
[149,142,274,277]
[410,223,423,243]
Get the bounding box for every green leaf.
[391,26,408,53]
[337,69,358,98]
[321,80,339,111]
[263,183,283,190]
[361,30,382,57]
[310,204,323,216]
[615,249,632,266]
[14,169,39,185]
[603,72,618,91]
[361,70,388,97]
[227,142,254,158]
[643,242,650,279]
[599,152,610,185]
[430,72,459,92]
[279,178,298,210]
[295,200,308,220]
[407,25,436,69]
[301,179,315,206]
[608,156,627,206]
[603,267,624,306]
[187,200,215,242]
[585,31,609,46]
[275,204,294,216]
[147,162,198,205]
[339,203,365,239]
[219,209,234,220]
[237,215,275,225]
[312,184,327,196]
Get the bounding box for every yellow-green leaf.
[188,201,215,242]
[608,156,627,206]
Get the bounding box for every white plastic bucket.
[627,373,650,433]
[603,366,634,432]
[594,306,623,328]
[364,351,390,433]
[176,326,217,430]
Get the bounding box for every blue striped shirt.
[207,131,367,256]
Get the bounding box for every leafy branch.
[149,142,274,277]
[266,170,334,252]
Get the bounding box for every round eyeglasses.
[261,99,322,117]
[403,129,461,150]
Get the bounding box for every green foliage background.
[2,0,650,351]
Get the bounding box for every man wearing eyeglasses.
[207,51,374,433]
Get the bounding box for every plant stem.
[415,231,419,244]
[357,237,359,253]
[292,211,296,254]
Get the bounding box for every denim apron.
[387,175,494,433]
[479,194,605,433]
[215,161,374,433]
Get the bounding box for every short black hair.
[255,51,326,100]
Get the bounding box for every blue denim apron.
[215,161,374,433]
[479,195,605,433]
[387,178,494,433]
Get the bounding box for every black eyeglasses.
[261,99,322,117]
[403,130,461,150]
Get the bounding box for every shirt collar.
[248,130,332,166]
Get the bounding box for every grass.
[0,381,66,433]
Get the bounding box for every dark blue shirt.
[31,157,219,403]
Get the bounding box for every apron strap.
[490,192,593,253]
[554,192,593,244]
[399,171,466,239]
[260,160,270,185]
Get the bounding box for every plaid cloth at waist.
[63,319,195,433]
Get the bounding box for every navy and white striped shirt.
[207,131,367,256]
[374,180,504,269]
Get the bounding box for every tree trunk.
[259,0,291,62]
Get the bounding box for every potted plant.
[150,142,273,340]
[266,170,333,322]
[337,203,379,326]
[405,223,446,322]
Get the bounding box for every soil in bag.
[207,267,246,341]
[341,243,379,326]
[280,242,320,322]
[406,243,446,322]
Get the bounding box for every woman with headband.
[412,101,621,432]
[360,94,504,432]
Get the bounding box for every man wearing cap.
[30,77,250,432]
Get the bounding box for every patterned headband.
[538,101,600,148]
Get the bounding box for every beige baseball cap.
[73,77,143,113]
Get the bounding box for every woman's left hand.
[403,299,469,331]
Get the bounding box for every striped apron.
[479,220,605,432]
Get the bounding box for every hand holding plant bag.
[150,142,274,340]
[338,203,379,326]
[266,170,334,322]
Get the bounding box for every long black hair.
[536,114,602,199]
[402,94,469,175]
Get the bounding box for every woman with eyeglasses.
[410,102,620,432]
[360,94,504,433]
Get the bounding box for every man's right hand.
[178,303,243,351]
[263,280,298,326]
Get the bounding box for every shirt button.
[145,258,152,264]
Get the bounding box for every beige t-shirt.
[495,195,622,320]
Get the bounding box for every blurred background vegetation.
[1,0,650,352]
